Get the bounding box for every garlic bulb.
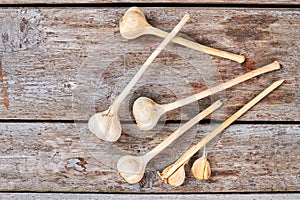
[119,7,150,39]
[133,97,165,130]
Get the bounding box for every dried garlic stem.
[120,7,245,63]
[88,13,190,142]
[158,80,284,183]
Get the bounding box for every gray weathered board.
[0,123,299,192]
[0,6,299,195]
[1,193,300,200]
[0,8,299,121]
[0,0,299,5]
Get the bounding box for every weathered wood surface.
[0,123,299,192]
[1,193,300,200]
[0,8,299,121]
[0,0,299,5]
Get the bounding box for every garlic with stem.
[120,7,245,63]
[133,61,281,131]
[117,100,222,184]
[88,13,190,142]
[158,80,284,185]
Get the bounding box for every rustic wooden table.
[0,0,299,199]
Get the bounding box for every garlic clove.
[166,165,186,187]
[191,155,211,180]
[157,160,189,187]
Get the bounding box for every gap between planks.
[0,0,299,7]
[0,193,300,200]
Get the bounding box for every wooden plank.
[1,193,300,200]
[0,0,299,5]
[0,122,299,192]
[0,8,299,121]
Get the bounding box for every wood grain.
[0,8,299,121]
[0,0,299,5]
[1,193,300,200]
[0,122,299,192]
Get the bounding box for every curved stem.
[148,26,245,63]
[112,13,190,110]
[142,100,222,162]
[163,61,280,112]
